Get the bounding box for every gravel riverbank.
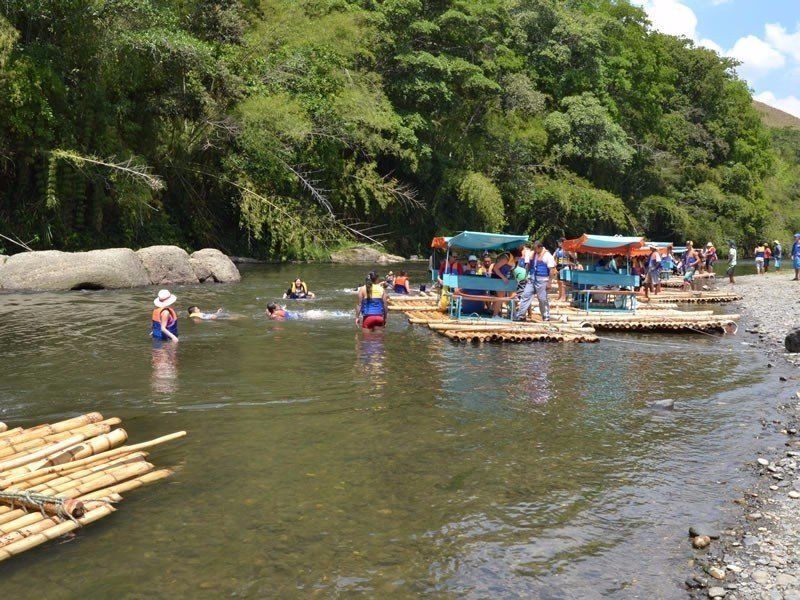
[688,273,800,600]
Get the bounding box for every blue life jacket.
[531,254,550,279]
[360,285,385,316]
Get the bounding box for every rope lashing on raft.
[0,490,106,522]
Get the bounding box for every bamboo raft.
[0,412,184,563]
[648,291,742,303]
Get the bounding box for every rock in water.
[188,249,241,283]
[708,586,726,598]
[693,535,712,549]
[329,245,405,264]
[136,245,199,285]
[652,399,675,410]
[0,249,149,291]
[786,329,800,353]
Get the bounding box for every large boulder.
[786,329,800,353]
[0,248,150,291]
[189,249,241,283]
[330,245,405,265]
[136,245,199,285]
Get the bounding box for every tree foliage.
[0,0,797,256]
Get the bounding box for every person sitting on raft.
[266,303,297,320]
[393,271,411,294]
[356,271,387,330]
[283,278,315,299]
[152,289,179,343]
[188,306,224,320]
[382,271,395,289]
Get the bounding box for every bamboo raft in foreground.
[0,412,184,563]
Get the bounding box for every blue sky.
[634,0,800,116]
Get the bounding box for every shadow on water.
[0,263,792,598]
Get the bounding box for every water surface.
[0,263,788,598]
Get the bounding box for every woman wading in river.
[356,271,387,331]
[152,289,179,342]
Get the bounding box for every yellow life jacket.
[291,281,308,295]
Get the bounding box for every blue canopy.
[672,246,687,254]
[446,231,529,251]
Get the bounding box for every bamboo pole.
[55,461,155,499]
[0,428,23,440]
[79,469,174,500]
[0,505,116,563]
[24,428,129,472]
[0,435,86,472]
[0,431,185,488]
[0,413,103,448]
[11,453,145,492]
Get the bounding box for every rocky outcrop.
[329,245,405,265]
[136,245,199,285]
[189,249,241,283]
[0,246,241,291]
[0,248,150,291]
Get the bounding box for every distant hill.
[754,100,800,129]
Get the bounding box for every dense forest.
[1,0,799,259]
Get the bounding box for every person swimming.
[151,289,179,342]
[266,302,298,320]
[187,306,224,320]
[283,278,315,299]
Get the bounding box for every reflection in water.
[356,331,386,388]
[151,341,178,394]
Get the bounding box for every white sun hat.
[154,289,177,308]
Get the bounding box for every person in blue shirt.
[792,234,800,281]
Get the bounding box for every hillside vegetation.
[1,0,798,258]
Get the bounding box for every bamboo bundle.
[0,414,185,564]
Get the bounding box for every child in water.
[188,306,224,320]
[266,303,298,320]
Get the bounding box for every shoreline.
[689,273,800,599]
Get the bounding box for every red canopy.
[561,234,646,256]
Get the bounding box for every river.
[0,263,790,598]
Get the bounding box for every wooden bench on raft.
[559,270,640,312]
[442,274,518,320]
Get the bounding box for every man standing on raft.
[152,289,179,342]
[515,241,556,322]
[356,271,387,330]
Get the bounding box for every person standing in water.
[152,289,179,342]
[356,271,387,330]
[726,241,737,284]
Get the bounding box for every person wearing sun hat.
[773,240,783,271]
[792,234,800,281]
[152,289,179,342]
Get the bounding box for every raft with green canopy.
[440,231,529,319]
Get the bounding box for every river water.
[0,263,791,598]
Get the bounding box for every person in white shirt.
[514,240,556,321]
[726,241,737,284]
